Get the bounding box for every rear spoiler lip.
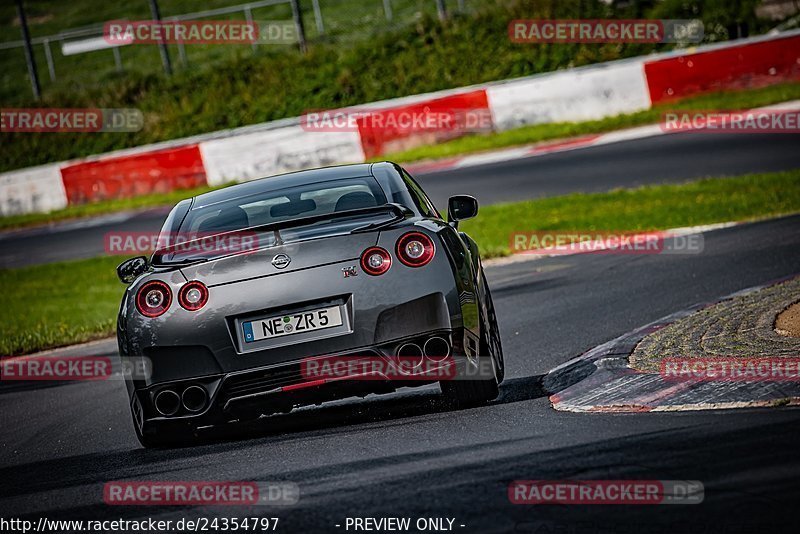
[151,203,413,266]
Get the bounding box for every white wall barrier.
[199,126,366,187]
[487,59,652,132]
[0,164,67,217]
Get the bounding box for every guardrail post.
[112,46,123,72]
[43,38,56,81]
[148,0,173,75]
[177,38,188,66]
[435,0,447,21]
[15,0,41,99]
[383,0,393,21]
[290,0,308,53]
[311,0,324,35]
[244,6,257,52]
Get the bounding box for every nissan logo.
[271,254,291,269]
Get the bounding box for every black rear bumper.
[130,328,478,432]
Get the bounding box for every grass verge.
[0,256,124,356]
[382,82,800,163]
[461,169,800,258]
[3,170,799,356]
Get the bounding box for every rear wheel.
[441,271,503,407]
[482,270,504,384]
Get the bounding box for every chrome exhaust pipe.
[423,336,451,362]
[154,389,181,417]
[181,385,208,413]
[397,342,424,370]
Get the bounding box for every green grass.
[3,169,799,356]
[460,170,800,258]
[0,256,125,356]
[382,82,800,163]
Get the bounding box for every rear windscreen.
[180,176,389,235]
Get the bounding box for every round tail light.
[135,280,172,318]
[361,247,392,276]
[178,281,209,311]
[396,232,435,267]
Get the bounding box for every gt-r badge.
[342,266,358,278]
[271,254,291,269]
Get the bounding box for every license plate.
[243,306,343,343]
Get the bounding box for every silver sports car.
[116,162,504,447]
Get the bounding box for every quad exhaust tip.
[181,385,208,413]
[154,389,181,417]
[397,342,424,369]
[423,336,450,362]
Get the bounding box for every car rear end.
[118,170,478,432]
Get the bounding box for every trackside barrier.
[198,126,364,187]
[644,33,800,103]
[0,164,67,216]
[2,29,799,216]
[487,58,651,131]
[60,145,206,204]
[354,89,491,158]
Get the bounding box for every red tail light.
[396,232,435,267]
[361,247,392,276]
[178,281,209,311]
[135,281,172,318]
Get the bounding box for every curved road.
[2,215,800,532]
[1,131,799,268]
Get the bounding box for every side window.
[401,169,441,219]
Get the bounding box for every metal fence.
[1,0,476,101]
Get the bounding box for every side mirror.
[117,256,148,284]
[447,195,479,228]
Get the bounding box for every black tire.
[482,270,505,384]
[440,271,502,407]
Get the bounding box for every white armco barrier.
[487,59,652,132]
[199,126,365,187]
[0,164,67,216]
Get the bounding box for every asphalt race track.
[2,131,799,268]
[2,214,800,532]
[420,131,800,206]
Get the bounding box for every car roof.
[191,163,392,208]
